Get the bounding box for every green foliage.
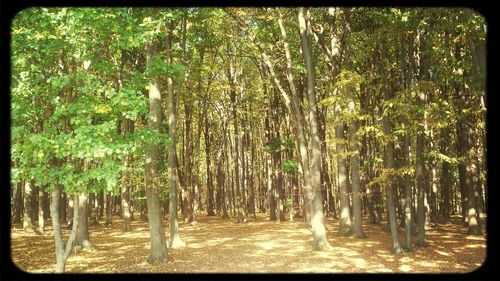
[146,55,186,82]
[426,151,459,165]
[264,136,295,154]
[282,159,299,174]
[283,198,294,207]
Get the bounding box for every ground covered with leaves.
[11,213,485,273]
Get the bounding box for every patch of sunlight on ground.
[419,261,438,268]
[186,242,204,249]
[434,249,451,256]
[399,257,414,263]
[353,258,367,268]
[255,241,279,250]
[375,267,394,272]
[464,244,485,248]
[399,264,412,272]
[111,232,149,238]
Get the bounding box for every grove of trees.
[10,7,486,273]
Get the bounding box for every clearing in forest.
[11,213,486,273]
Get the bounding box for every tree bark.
[105,193,113,226]
[166,19,185,249]
[227,44,245,223]
[298,7,331,250]
[121,120,132,232]
[74,193,94,250]
[403,135,413,251]
[37,186,45,234]
[50,188,79,273]
[145,41,168,263]
[13,181,23,224]
[383,88,403,253]
[348,88,366,239]
[23,181,35,232]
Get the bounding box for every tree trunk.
[121,120,132,231]
[335,109,352,236]
[383,89,403,253]
[403,135,413,251]
[23,181,35,232]
[37,186,45,234]
[105,193,113,226]
[298,7,331,250]
[50,187,79,273]
[415,126,428,247]
[166,21,185,249]
[74,193,93,251]
[13,181,23,224]
[144,41,168,263]
[440,134,451,221]
[227,45,245,223]
[348,88,366,239]
[205,106,215,216]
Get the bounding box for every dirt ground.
[10,212,486,273]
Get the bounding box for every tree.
[298,7,332,250]
[166,14,186,248]
[144,39,168,264]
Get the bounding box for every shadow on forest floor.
[10,213,486,273]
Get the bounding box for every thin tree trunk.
[121,120,132,231]
[166,18,185,249]
[227,46,245,223]
[403,135,413,251]
[348,89,366,239]
[37,186,45,234]
[105,193,113,226]
[383,88,403,253]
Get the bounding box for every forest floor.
[11,212,486,273]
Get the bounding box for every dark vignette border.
[1,0,497,281]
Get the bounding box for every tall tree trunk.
[227,46,245,223]
[415,124,428,247]
[121,119,132,231]
[465,123,483,235]
[335,109,352,236]
[276,7,315,227]
[402,135,413,251]
[166,19,185,249]
[183,99,194,223]
[204,105,215,216]
[144,41,168,263]
[249,127,257,219]
[415,29,430,246]
[298,7,331,250]
[440,155,451,221]
[348,87,365,239]
[383,88,403,253]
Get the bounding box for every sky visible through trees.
[9,7,486,273]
